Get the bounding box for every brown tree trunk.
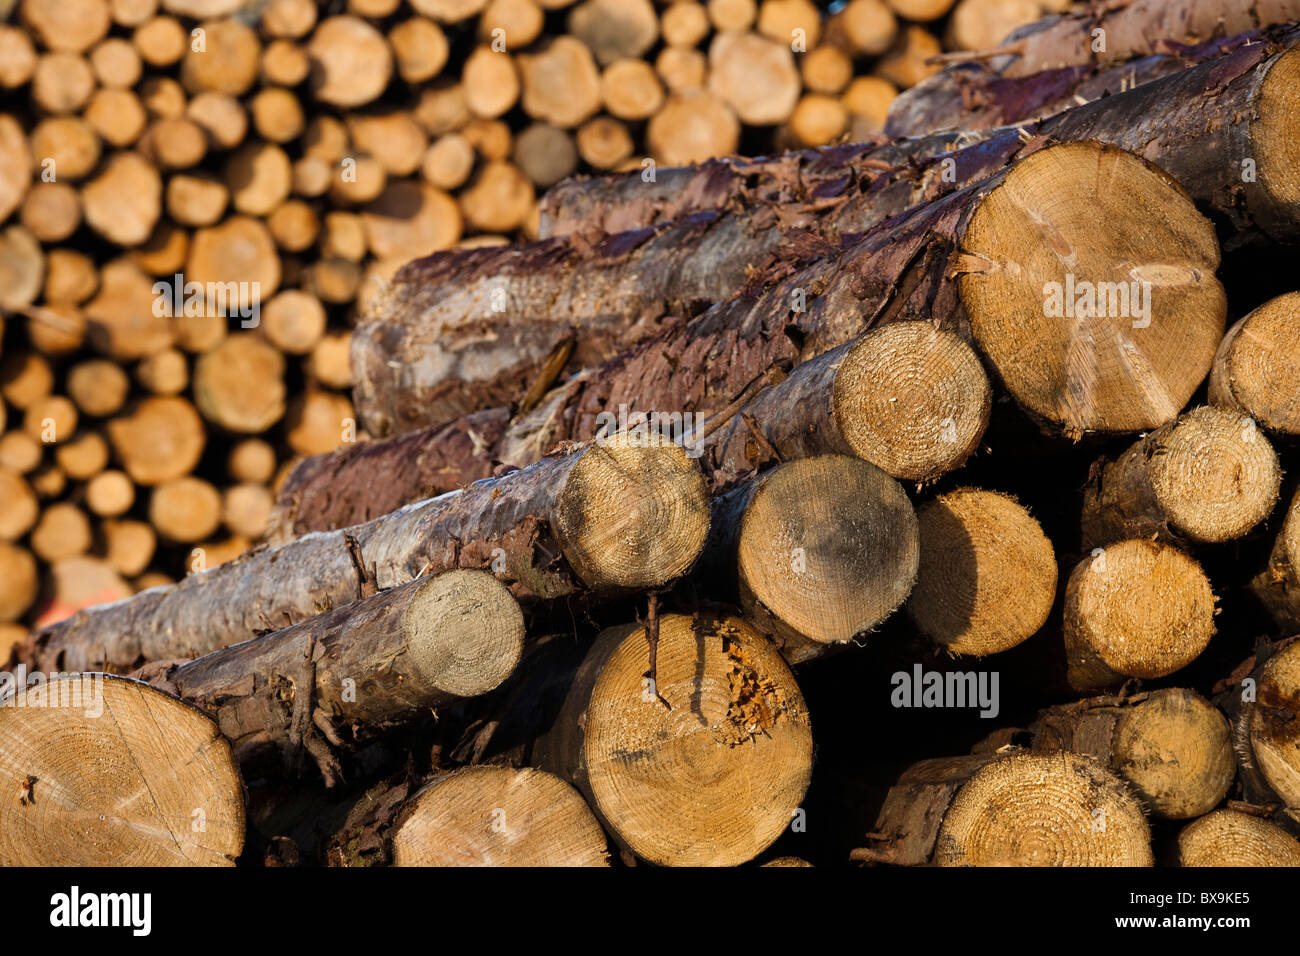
[16,434,709,674]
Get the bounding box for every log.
[0,674,245,866]
[1063,538,1216,693]
[85,257,175,360]
[1210,292,1300,437]
[1238,638,1300,810]
[261,39,310,87]
[107,395,206,485]
[860,750,1152,866]
[0,542,38,622]
[86,88,148,146]
[1178,810,1300,866]
[134,14,187,67]
[53,431,108,479]
[306,331,354,390]
[136,347,189,395]
[0,433,41,474]
[81,152,162,247]
[1082,405,1282,550]
[87,469,136,517]
[389,17,449,84]
[23,394,77,443]
[307,16,393,108]
[285,388,353,457]
[32,53,96,114]
[518,37,602,128]
[0,226,42,309]
[181,17,260,95]
[103,518,156,577]
[150,570,524,784]
[568,0,658,65]
[20,183,80,243]
[536,612,812,866]
[802,44,853,94]
[0,469,38,540]
[906,487,1056,657]
[647,89,739,165]
[150,475,222,543]
[711,455,918,663]
[944,0,1041,53]
[19,433,709,673]
[708,31,800,126]
[1029,688,1234,820]
[43,250,98,305]
[30,116,101,181]
[0,25,36,88]
[832,0,896,55]
[1,352,52,410]
[1253,487,1300,631]
[655,46,706,93]
[228,438,277,485]
[391,766,608,866]
[250,88,305,143]
[511,125,575,189]
[192,334,286,433]
[464,46,519,119]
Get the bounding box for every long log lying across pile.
[0,674,245,866]
[885,0,1300,135]
[351,33,1300,442]
[17,434,710,674]
[143,570,525,786]
[538,18,1300,236]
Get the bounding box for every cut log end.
[738,454,918,648]
[1209,292,1300,436]
[1112,688,1233,820]
[935,751,1153,866]
[552,434,709,591]
[392,766,609,866]
[1064,539,1216,693]
[907,488,1056,657]
[959,142,1226,436]
[1246,640,1300,810]
[0,675,244,866]
[832,320,990,482]
[402,570,525,698]
[564,613,811,866]
[1253,46,1300,233]
[1178,809,1300,867]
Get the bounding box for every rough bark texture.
[140,570,525,787]
[16,437,708,674]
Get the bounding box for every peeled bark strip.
[1240,639,1300,810]
[1030,688,1234,820]
[267,408,509,542]
[1252,487,1300,630]
[906,488,1056,657]
[0,674,245,866]
[152,570,524,784]
[391,766,609,866]
[1178,809,1300,866]
[1209,292,1300,436]
[19,434,709,674]
[536,612,812,866]
[1081,405,1282,550]
[542,29,1300,245]
[859,750,1152,866]
[1063,539,1217,693]
[885,21,1290,138]
[715,455,919,663]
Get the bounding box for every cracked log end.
[1178,809,1300,867]
[1252,488,1300,630]
[551,613,812,867]
[738,454,918,649]
[906,488,1056,657]
[391,766,609,867]
[0,675,245,866]
[1112,688,1234,821]
[1209,291,1300,437]
[935,751,1153,867]
[551,432,710,591]
[1253,46,1300,235]
[958,141,1226,436]
[1063,538,1216,693]
[832,320,991,483]
[402,569,525,699]
[1246,639,1300,810]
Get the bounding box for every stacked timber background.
[4,0,1300,868]
[0,0,1068,648]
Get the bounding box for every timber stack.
[4,0,1300,868]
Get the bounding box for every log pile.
[6,0,1300,869]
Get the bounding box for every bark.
[141,570,525,787]
[15,435,709,674]
[357,32,1296,439]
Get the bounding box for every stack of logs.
[0,0,1080,655]
[5,0,1300,867]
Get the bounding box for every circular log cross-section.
[1178,809,1300,867]
[1082,405,1281,548]
[0,674,245,865]
[958,142,1226,437]
[392,766,609,866]
[546,613,812,866]
[1063,538,1216,693]
[735,454,918,655]
[831,320,991,483]
[1246,639,1300,809]
[935,751,1152,866]
[1209,291,1300,436]
[906,488,1056,657]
